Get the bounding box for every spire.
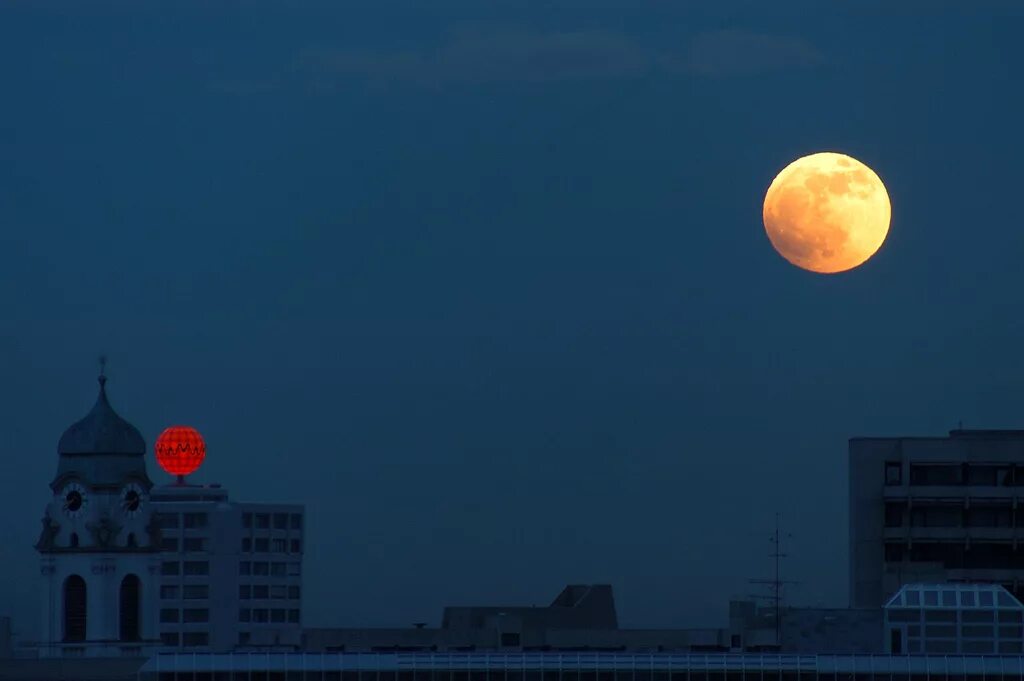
[98,354,108,390]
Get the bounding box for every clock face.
[61,482,87,519]
[121,482,145,517]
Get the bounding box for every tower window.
[63,575,87,642]
[69,533,79,548]
[125,533,137,548]
[119,574,141,641]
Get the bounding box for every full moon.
[762,152,891,274]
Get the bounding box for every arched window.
[125,533,136,548]
[69,533,78,548]
[119,574,141,641]
[63,575,86,642]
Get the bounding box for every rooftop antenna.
[749,512,799,648]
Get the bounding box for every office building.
[850,429,1024,608]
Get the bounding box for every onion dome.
[57,374,146,456]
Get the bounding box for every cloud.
[684,29,824,76]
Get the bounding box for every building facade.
[850,430,1024,609]
[151,484,304,652]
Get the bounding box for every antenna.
[748,512,799,648]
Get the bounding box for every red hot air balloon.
[155,426,206,479]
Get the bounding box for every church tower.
[36,369,160,657]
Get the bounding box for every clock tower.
[36,370,160,657]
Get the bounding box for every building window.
[242,538,252,552]
[501,632,520,647]
[239,608,251,622]
[183,585,208,600]
[885,503,904,528]
[255,538,269,552]
[274,513,288,530]
[182,632,208,647]
[157,513,180,529]
[63,575,87,643]
[183,608,209,623]
[271,562,286,577]
[183,513,208,529]
[183,561,209,576]
[290,514,302,531]
[160,537,179,551]
[272,538,287,553]
[253,562,269,576]
[288,609,300,624]
[910,463,963,486]
[885,542,905,562]
[240,585,251,599]
[160,608,179,623]
[69,533,79,548]
[239,561,251,575]
[183,538,205,552]
[160,632,180,647]
[271,585,287,599]
[290,539,301,553]
[271,609,286,623]
[161,562,180,576]
[119,574,141,641]
[160,585,179,599]
[253,585,269,599]
[256,514,270,529]
[288,585,300,600]
[243,513,253,529]
[253,609,269,623]
[287,562,301,576]
[885,462,902,485]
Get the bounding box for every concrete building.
[150,484,305,652]
[35,373,161,657]
[850,429,1024,609]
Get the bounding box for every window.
[63,575,87,642]
[239,608,251,622]
[120,575,141,642]
[942,590,956,607]
[271,562,286,576]
[242,538,252,552]
[256,514,270,529]
[183,608,209,623]
[885,462,902,485]
[961,591,977,607]
[290,539,301,553]
[253,562,269,576]
[183,512,208,529]
[910,463,963,486]
[980,590,995,607]
[290,514,302,530]
[271,585,287,599]
[254,609,269,623]
[243,513,253,529]
[501,632,520,647]
[271,609,286,623]
[966,504,1013,528]
[885,503,904,528]
[288,585,300,600]
[183,585,208,600]
[255,538,269,552]
[183,561,209,576]
[182,632,208,647]
[253,585,269,599]
[287,562,301,576]
[160,585,179,599]
[967,464,1013,487]
[161,562,180,576]
[273,538,287,553]
[157,513,180,529]
[183,537,205,552]
[160,608,179,623]
[885,543,905,562]
[69,533,79,548]
[288,609,300,624]
[160,537,179,551]
[239,561,251,575]
[910,505,962,528]
[240,585,251,599]
[160,632,179,647]
[274,513,288,530]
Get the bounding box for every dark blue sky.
[2,1,1023,635]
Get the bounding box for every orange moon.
[762,152,891,274]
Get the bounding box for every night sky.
[2,1,1023,638]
